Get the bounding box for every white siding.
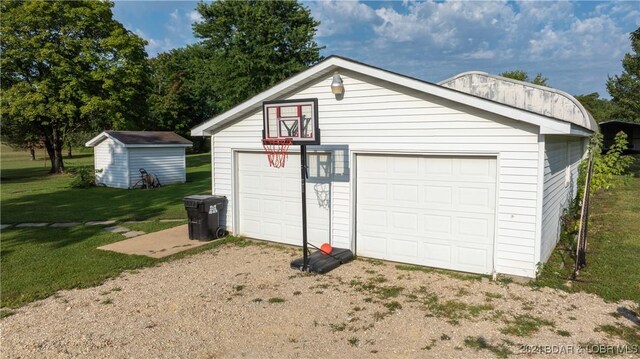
[128,147,187,187]
[93,138,129,189]
[540,137,584,262]
[213,71,542,277]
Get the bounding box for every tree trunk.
[43,136,56,173]
[67,145,73,159]
[52,127,65,173]
[43,126,65,173]
[29,146,36,160]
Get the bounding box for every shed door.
[237,152,331,247]
[356,155,496,274]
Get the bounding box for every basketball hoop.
[262,138,292,168]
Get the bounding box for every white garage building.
[192,56,596,278]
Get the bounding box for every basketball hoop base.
[290,247,354,274]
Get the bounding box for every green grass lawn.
[1,145,220,309]
[536,156,640,304]
[1,144,211,223]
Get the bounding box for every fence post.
[573,154,593,279]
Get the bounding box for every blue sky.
[113,0,640,98]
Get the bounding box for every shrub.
[68,166,98,188]
[583,131,635,193]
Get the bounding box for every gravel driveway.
[2,241,638,358]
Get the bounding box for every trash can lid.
[184,195,215,200]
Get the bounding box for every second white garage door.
[356,155,496,274]
[237,152,331,247]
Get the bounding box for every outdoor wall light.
[331,72,344,95]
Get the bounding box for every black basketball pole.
[300,145,309,271]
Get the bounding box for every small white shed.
[85,131,192,189]
[191,56,597,278]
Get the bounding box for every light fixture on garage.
[331,72,344,95]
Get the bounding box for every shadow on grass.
[1,171,210,223]
[1,152,212,224]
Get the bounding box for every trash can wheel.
[215,227,225,239]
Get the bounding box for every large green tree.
[607,27,640,123]
[148,45,219,139]
[0,1,151,173]
[193,0,324,110]
[500,70,549,86]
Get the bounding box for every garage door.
[356,155,496,274]
[237,152,331,247]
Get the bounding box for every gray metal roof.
[439,71,597,132]
[105,131,192,145]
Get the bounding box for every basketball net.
[262,138,292,168]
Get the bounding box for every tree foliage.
[574,93,619,122]
[148,45,219,139]
[607,27,640,123]
[583,131,635,192]
[0,0,151,173]
[500,70,548,86]
[193,0,324,110]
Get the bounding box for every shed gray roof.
[85,131,192,147]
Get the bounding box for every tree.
[148,45,220,139]
[574,93,619,122]
[607,27,640,123]
[193,0,324,110]
[0,119,42,160]
[500,70,548,86]
[0,1,151,173]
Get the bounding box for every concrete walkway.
[3,220,206,258]
[97,224,210,258]
[1,220,186,239]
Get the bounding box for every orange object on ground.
[320,243,332,255]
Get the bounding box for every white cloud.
[313,1,636,97]
[188,10,203,24]
[308,0,377,37]
[134,8,202,56]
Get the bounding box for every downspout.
[533,134,545,277]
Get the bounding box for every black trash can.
[183,195,227,240]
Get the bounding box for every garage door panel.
[456,216,492,239]
[357,154,496,275]
[424,186,453,207]
[458,186,492,208]
[393,156,420,175]
[459,158,495,178]
[423,158,453,175]
[391,212,419,232]
[238,152,331,247]
[392,184,419,202]
[456,247,490,269]
[359,209,387,227]
[357,233,387,256]
[423,214,452,234]
[389,237,420,258]
[423,242,453,264]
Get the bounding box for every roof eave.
[124,144,193,148]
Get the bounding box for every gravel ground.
[2,241,638,358]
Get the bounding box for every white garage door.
[237,152,331,247]
[356,155,496,274]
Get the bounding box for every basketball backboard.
[262,98,320,145]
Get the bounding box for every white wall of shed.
[212,70,544,277]
[540,136,585,263]
[127,147,187,186]
[93,138,129,189]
